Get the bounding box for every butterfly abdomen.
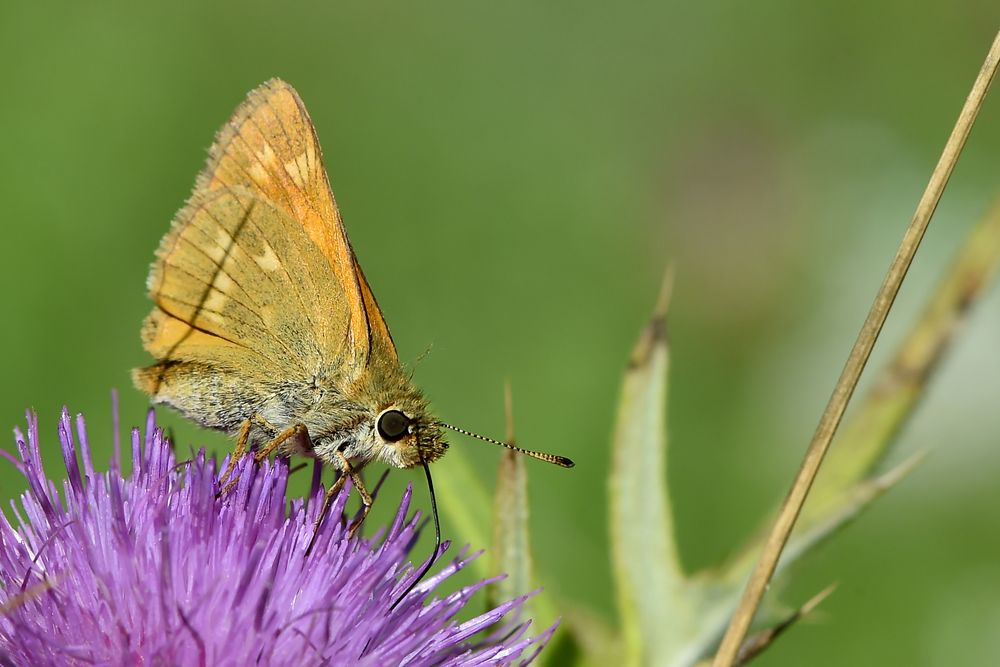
[133,359,279,437]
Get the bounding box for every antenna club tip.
[557,456,575,468]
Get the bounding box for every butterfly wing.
[135,189,351,428]
[136,79,398,430]
[144,188,344,367]
[194,78,396,365]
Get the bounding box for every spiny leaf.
[567,198,999,667]
[486,382,557,625]
[609,269,689,665]
[488,383,533,610]
[489,457,533,608]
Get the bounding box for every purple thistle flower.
[0,409,554,666]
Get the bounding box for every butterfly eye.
[377,409,410,442]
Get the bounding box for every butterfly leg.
[347,469,372,539]
[305,452,372,554]
[217,418,252,492]
[305,471,349,556]
[253,422,312,463]
[219,418,310,496]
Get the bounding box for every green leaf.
[486,383,557,624]
[609,270,690,665]
[576,200,1000,666]
[489,448,533,607]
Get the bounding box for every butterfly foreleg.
[305,451,372,555]
[347,469,372,539]
[217,418,252,493]
[305,471,348,556]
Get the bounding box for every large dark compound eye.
[377,409,410,442]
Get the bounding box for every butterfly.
[133,79,573,592]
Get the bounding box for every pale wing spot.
[259,303,277,328]
[204,288,228,313]
[305,143,317,180]
[284,153,307,188]
[295,152,310,185]
[259,142,278,166]
[213,270,236,294]
[254,242,282,272]
[202,309,227,327]
[202,270,234,313]
[206,226,234,264]
[249,161,269,183]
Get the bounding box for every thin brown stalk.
[712,28,1000,666]
[734,583,837,666]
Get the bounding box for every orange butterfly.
[133,79,573,563]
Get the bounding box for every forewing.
[191,78,397,365]
[145,188,351,369]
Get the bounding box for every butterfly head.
[370,402,447,468]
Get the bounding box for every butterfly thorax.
[303,360,447,471]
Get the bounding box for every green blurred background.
[2,2,999,664]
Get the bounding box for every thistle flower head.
[0,409,553,665]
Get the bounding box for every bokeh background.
[2,3,999,664]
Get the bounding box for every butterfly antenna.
[390,459,442,611]
[439,422,575,468]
